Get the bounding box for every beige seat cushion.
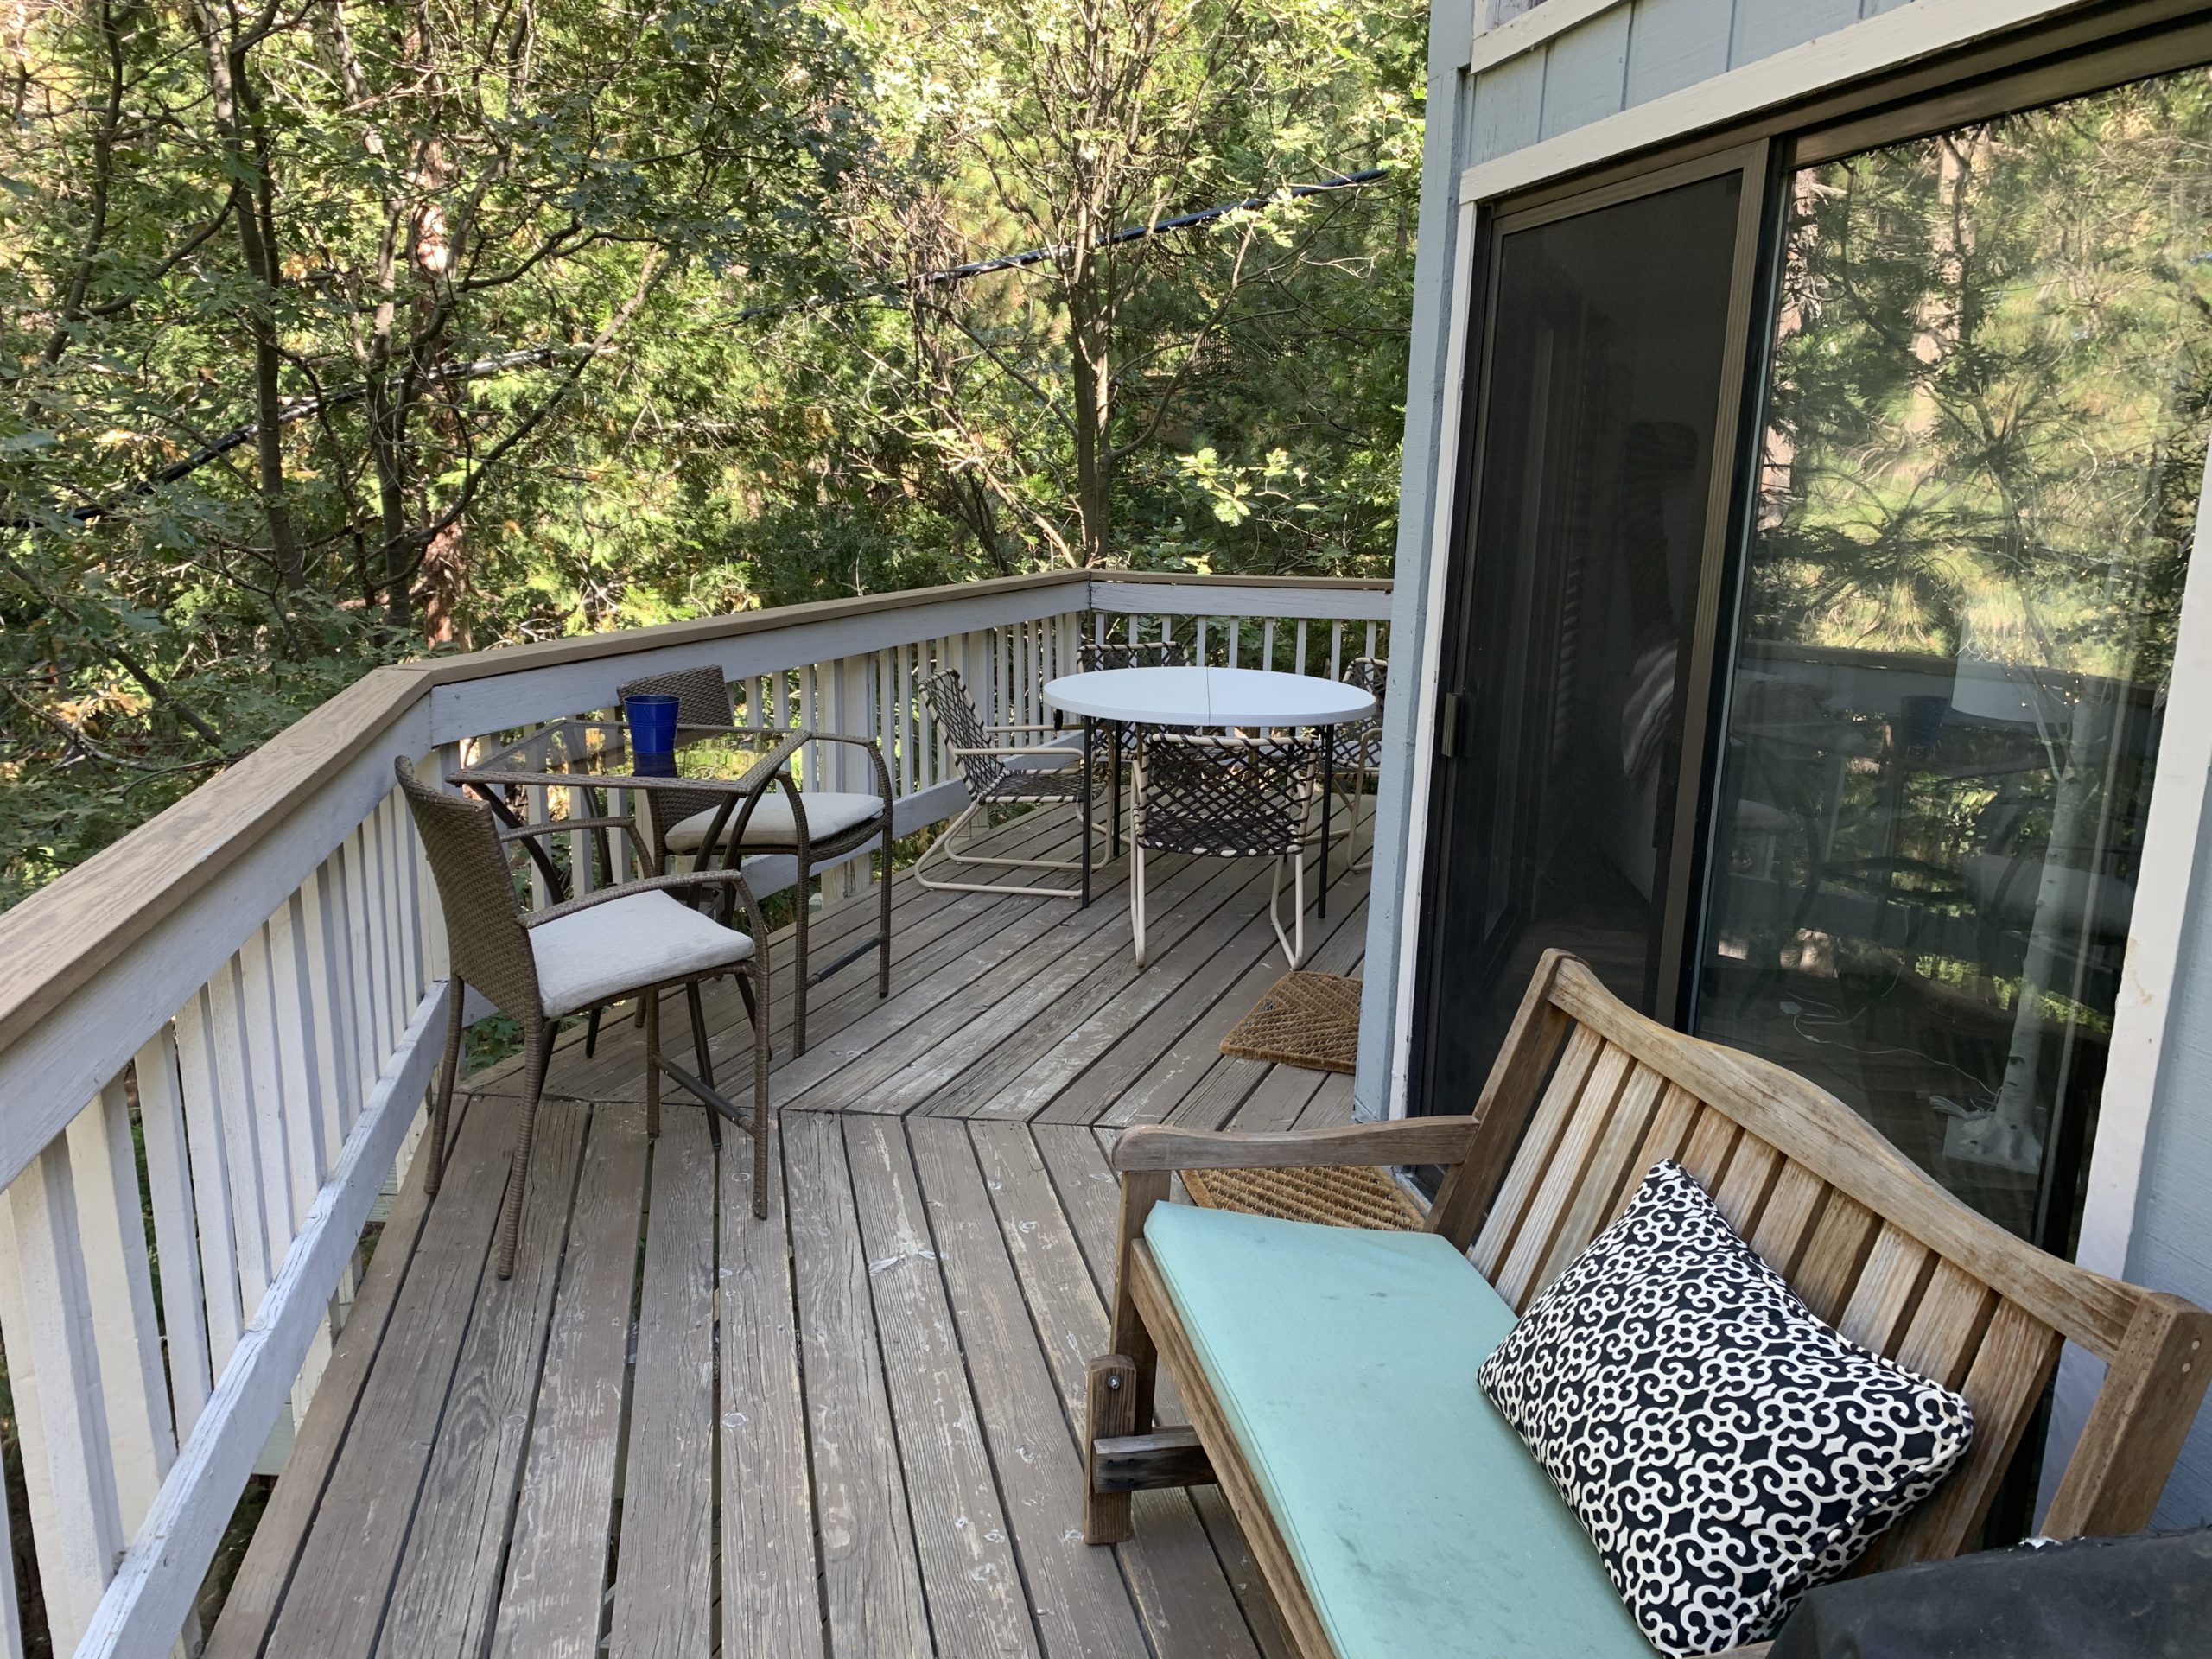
[531,891,753,1018]
[664,789,884,853]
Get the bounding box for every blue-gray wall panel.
[1625,0,1736,106]
[1471,48,1547,162]
[2124,804,2212,1526]
[1356,0,1478,1121]
[1731,0,1865,66]
[1541,10,1633,139]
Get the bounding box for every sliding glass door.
[1414,156,1767,1102]
[1693,73,2212,1255]
[1419,54,2212,1258]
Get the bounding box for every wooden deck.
[206,810,1371,1659]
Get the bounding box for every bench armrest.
[1111,1118,1480,1175]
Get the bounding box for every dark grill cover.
[1768,1529,2212,1659]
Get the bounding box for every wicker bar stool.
[916,668,1110,898]
[1128,732,1319,968]
[614,665,893,1058]
[396,760,773,1279]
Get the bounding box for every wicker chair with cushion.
[917,667,1110,898]
[614,665,892,1058]
[396,759,772,1280]
[1128,732,1319,969]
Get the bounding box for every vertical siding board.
[1472,49,1548,165]
[1538,10,1631,141]
[1624,0,1734,106]
[1729,0,1860,68]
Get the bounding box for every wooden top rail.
[0,570,1389,1146]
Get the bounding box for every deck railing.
[0,569,1389,1659]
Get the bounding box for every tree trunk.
[1068,287,1113,568]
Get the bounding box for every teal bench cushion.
[1144,1202,1654,1659]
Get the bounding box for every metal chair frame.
[614,666,893,1058]
[1128,732,1319,969]
[915,668,1113,899]
[395,759,772,1280]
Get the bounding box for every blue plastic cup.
[625,694,679,764]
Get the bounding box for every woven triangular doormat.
[1218,970,1361,1075]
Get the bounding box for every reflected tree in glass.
[1704,73,2212,1243]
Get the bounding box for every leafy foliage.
[2,0,1420,905]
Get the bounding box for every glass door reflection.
[1696,73,2212,1253]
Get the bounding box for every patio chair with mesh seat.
[917,667,1112,898]
[1078,636,1195,855]
[614,665,892,1057]
[396,758,773,1280]
[1128,732,1319,969]
[1332,655,1386,868]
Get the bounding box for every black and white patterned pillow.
[1477,1161,1974,1658]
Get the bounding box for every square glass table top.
[451,720,799,796]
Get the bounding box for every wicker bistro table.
[1041,667,1376,912]
[450,719,893,1053]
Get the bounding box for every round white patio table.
[1042,666,1376,912]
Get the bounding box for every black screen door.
[1414,154,1769,1110]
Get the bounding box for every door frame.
[1401,142,1773,1118]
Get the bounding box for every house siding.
[1366,0,2212,1528]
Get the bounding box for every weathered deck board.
[211,814,1373,1657]
[608,1109,718,1658]
[488,1102,648,1659]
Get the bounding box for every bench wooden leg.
[1084,1355,1139,1543]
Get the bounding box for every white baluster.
[0,1134,127,1655]
[133,1030,213,1442]
[67,1080,175,1534]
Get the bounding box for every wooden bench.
[1084,950,2212,1658]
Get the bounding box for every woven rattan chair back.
[394,759,544,1023]
[1078,638,1193,671]
[616,664,739,861]
[1133,733,1315,858]
[920,668,1008,797]
[1338,656,1386,765]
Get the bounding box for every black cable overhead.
[10,167,1387,531]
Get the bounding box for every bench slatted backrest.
[1431,950,2212,1568]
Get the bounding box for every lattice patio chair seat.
[531,890,758,1018]
[1130,732,1318,969]
[916,666,1114,898]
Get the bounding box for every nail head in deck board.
[718,1100,824,1659]
[376,1102,588,1659]
[489,1102,650,1659]
[783,1111,933,1655]
[610,1109,719,1658]
[204,1095,474,1659]
[968,1122,1264,1659]
[906,1118,1154,1659]
[255,1092,518,1658]
[842,1117,1041,1656]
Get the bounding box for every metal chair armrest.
[495,814,655,868]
